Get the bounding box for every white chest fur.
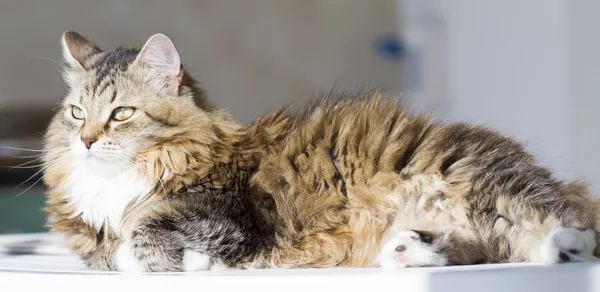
[65,162,152,234]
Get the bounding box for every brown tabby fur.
[44,32,600,270]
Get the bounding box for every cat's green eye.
[112,107,135,121]
[71,106,85,120]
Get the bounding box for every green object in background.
[0,187,47,234]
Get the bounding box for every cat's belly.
[263,171,473,268]
[335,172,472,266]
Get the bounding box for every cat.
[42,31,600,272]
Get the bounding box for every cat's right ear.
[61,31,102,70]
[131,33,183,96]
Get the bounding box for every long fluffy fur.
[43,32,600,271]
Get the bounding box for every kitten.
[43,31,600,272]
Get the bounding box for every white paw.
[377,230,447,269]
[115,240,144,272]
[539,228,598,264]
[209,261,229,271]
[182,249,211,271]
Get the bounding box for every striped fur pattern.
[43,31,600,272]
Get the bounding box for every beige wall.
[0,0,401,124]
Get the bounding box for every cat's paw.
[182,249,211,271]
[115,240,144,272]
[377,230,447,269]
[539,228,598,264]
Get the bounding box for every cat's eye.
[112,107,135,121]
[71,106,85,120]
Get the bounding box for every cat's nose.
[81,136,97,150]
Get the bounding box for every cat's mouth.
[84,153,108,162]
[72,142,124,162]
[77,150,110,163]
[71,143,134,178]
[78,153,134,179]
[84,151,131,165]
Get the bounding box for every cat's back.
[246,92,545,267]
[245,93,438,266]
[264,93,435,176]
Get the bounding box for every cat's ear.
[61,31,102,70]
[132,33,184,96]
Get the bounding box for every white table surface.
[0,233,596,292]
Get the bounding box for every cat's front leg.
[115,221,212,272]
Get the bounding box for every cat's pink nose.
[81,136,97,149]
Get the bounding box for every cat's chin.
[81,156,133,179]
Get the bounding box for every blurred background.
[0,0,597,233]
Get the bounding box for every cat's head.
[48,31,216,178]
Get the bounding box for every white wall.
[0,0,400,124]
[570,1,600,196]
[401,0,598,195]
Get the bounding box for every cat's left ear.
[62,31,102,70]
[132,33,184,96]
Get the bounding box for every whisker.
[6,142,69,159]
[15,176,45,197]
[9,154,45,159]
[16,152,70,189]
[26,56,63,67]
[12,147,71,197]
[7,164,50,170]
[7,157,44,169]
[0,146,70,153]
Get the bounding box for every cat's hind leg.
[491,191,600,264]
[536,184,600,263]
[377,229,491,269]
[539,228,598,264]
[377,230,446,268]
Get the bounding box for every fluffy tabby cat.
[43,31,600,272]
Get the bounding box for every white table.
[0,233,596,292]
